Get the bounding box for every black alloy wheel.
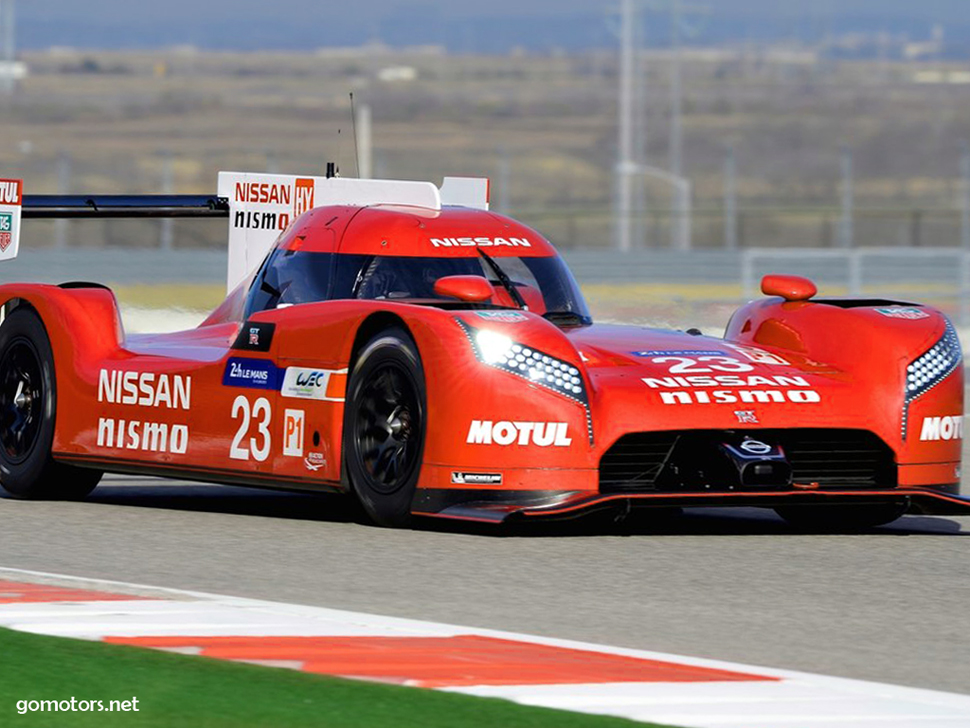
[0,338,44,464]
[343,326,426,527]
[0,306,102,500]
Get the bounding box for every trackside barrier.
[741,247,970,328]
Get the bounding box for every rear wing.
[218,172,488,292]
[7,172,490,293]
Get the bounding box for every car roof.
[277,204,558,258]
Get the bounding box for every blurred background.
[1,0,969,332]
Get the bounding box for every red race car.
[0,171,967,528]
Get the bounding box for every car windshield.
[245,251,591,324]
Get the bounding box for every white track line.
[2,566,969,728]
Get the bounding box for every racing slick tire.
[0,307,102,500]
[343,326,426,528]
[773,501,908,531]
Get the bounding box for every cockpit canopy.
[240,204,591,324]
[244,250,591,324]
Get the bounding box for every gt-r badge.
[232,321,276,352]
[735,410,759,424]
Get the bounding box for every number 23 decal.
[650,356,754,373]
[230,396,271,461]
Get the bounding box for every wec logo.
[296,371,326,388]
[281,367,347,402]
[466,420,571,447]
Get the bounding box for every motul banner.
[0,178,23,262]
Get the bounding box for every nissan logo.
[740,439,772,455]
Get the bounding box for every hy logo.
[294,178,314,217]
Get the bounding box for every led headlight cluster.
[457,320,588,407]
[905,319,962,401]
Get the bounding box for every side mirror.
[761,274,817,302]
[433,275,494,303]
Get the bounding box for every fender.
[0,283,125,455]
[726,296,963,487]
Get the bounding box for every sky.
[10,1,970,54]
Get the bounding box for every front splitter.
[413,487,970,524]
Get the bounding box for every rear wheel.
[773,502,907,531]
[343,327,426,528]
[0,306,102,500]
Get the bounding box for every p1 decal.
[283,409,305,457]
[920,415,963,442]
[876,307,930,320]
[232,322,276,352]
[223,358,280,389]
[466,421,572,447]
[281,368,347,402]
[451,471,503,485]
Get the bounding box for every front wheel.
[0,306,102,500]
[343,327,426,528]
[773,501,908,531]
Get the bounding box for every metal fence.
[740,247,970,327]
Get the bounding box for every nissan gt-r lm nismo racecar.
[0,171,968,529]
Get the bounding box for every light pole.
[614,0,637,252]
[840,146,853,248]
[0,0,15,95]
[961,140,970,250]
[724,145,737,250]
[636,163,692,251]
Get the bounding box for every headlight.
[905,319,962,401]
[457,320,589,407]
[903,318,962,440]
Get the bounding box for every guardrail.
[741,247,970,327]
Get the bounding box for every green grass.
[0,627,668,728]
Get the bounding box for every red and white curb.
[1,567,969,728]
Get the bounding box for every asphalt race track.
[2,474,969,695]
